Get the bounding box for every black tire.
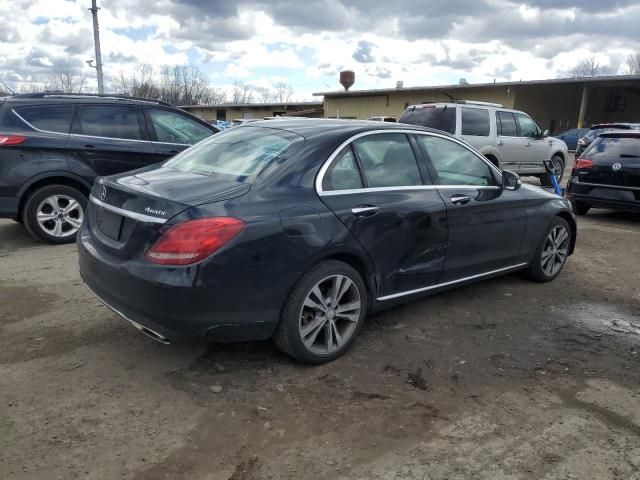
[22,185,87,244]
[273,260,368,364]
[524,216,572,283]
[572,201,590,215]
[540,155,564,187]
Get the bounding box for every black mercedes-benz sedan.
[78,119,577,363]
[567,130,640,215]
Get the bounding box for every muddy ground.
[1,172,639,479]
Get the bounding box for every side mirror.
[542,129,549,138]
[502,170,521,191]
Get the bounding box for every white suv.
[399,101,569,186]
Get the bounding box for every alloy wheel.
[298,274,361,355]
[541,225,569,277]
[36,194,84,238]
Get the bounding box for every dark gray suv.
[0,93,217,243]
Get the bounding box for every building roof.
[313,75,640,98]
[180,101,323,109]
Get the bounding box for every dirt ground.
[1,171,639,480]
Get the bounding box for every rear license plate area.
[96,208,123,240]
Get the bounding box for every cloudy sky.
[1,0,639,100]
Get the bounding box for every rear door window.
[14,105,74,133]
[399,106,456,134]
[497,111,518,137]
[461,108,490,136]
[74,105,143,140]
[147,108,213,145]
[353,133,423,187]
[322,147,364,191]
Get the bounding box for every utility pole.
[89,0,104,94]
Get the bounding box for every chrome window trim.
[318,185,500,197]
[377,263,528,301]
[89,195,167,224]
[12,108,71,136]
[315,129,502,195]
[13,108,206,146]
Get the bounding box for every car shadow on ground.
[581,209,640,225]
[0,220,42,251]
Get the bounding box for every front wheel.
[524,216,572,282]
[22,185,87,244]
[273,260,367,364]
[540,155,564,187]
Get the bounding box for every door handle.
[497,140,504,146]
[525,142,532,147]
[450,194,470,205]
[84,144,96,149]
[351,206,379,216]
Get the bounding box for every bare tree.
[256,86,271,103]
[45,68,87,93]
[112,64,225,105]
[624,53,640,75]
[231,81,254,104]
[112,64,159,99]
[569,56,613,77]
[203,87,227,105]
[271,81,294,103]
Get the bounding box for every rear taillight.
[145,217,245,265]
[574,158,593,169]
[0,135,26,146]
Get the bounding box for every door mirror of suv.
[502,170,521,191]
[539,129,549,138]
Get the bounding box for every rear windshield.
[399,106,455,134]
[585,136,640,159]
[163,126,303,178]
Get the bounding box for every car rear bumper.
[78,229,299,343]
[566,177,640,211]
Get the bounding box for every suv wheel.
[273,260,367,364]
[540,155,564,187]
[22,185,87,244]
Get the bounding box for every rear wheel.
[273,260,367,364]
[524,216,571,282]
[572,200,590,215]
[22,185,87,244]
[540,155,564,187]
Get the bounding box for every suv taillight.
[145,217,245,265]
[0,135,26,146]
[574,158,593,169]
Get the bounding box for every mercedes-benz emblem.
[612,162,622,172]
[100,185,107,201]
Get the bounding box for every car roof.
[241,118,450,139]
[590,122,640,130]
[599,129,640,138]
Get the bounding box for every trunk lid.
[88,165,251,259]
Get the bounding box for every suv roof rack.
[9,92,174,107]
[419,100,504,108]
[455,100,503,107]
